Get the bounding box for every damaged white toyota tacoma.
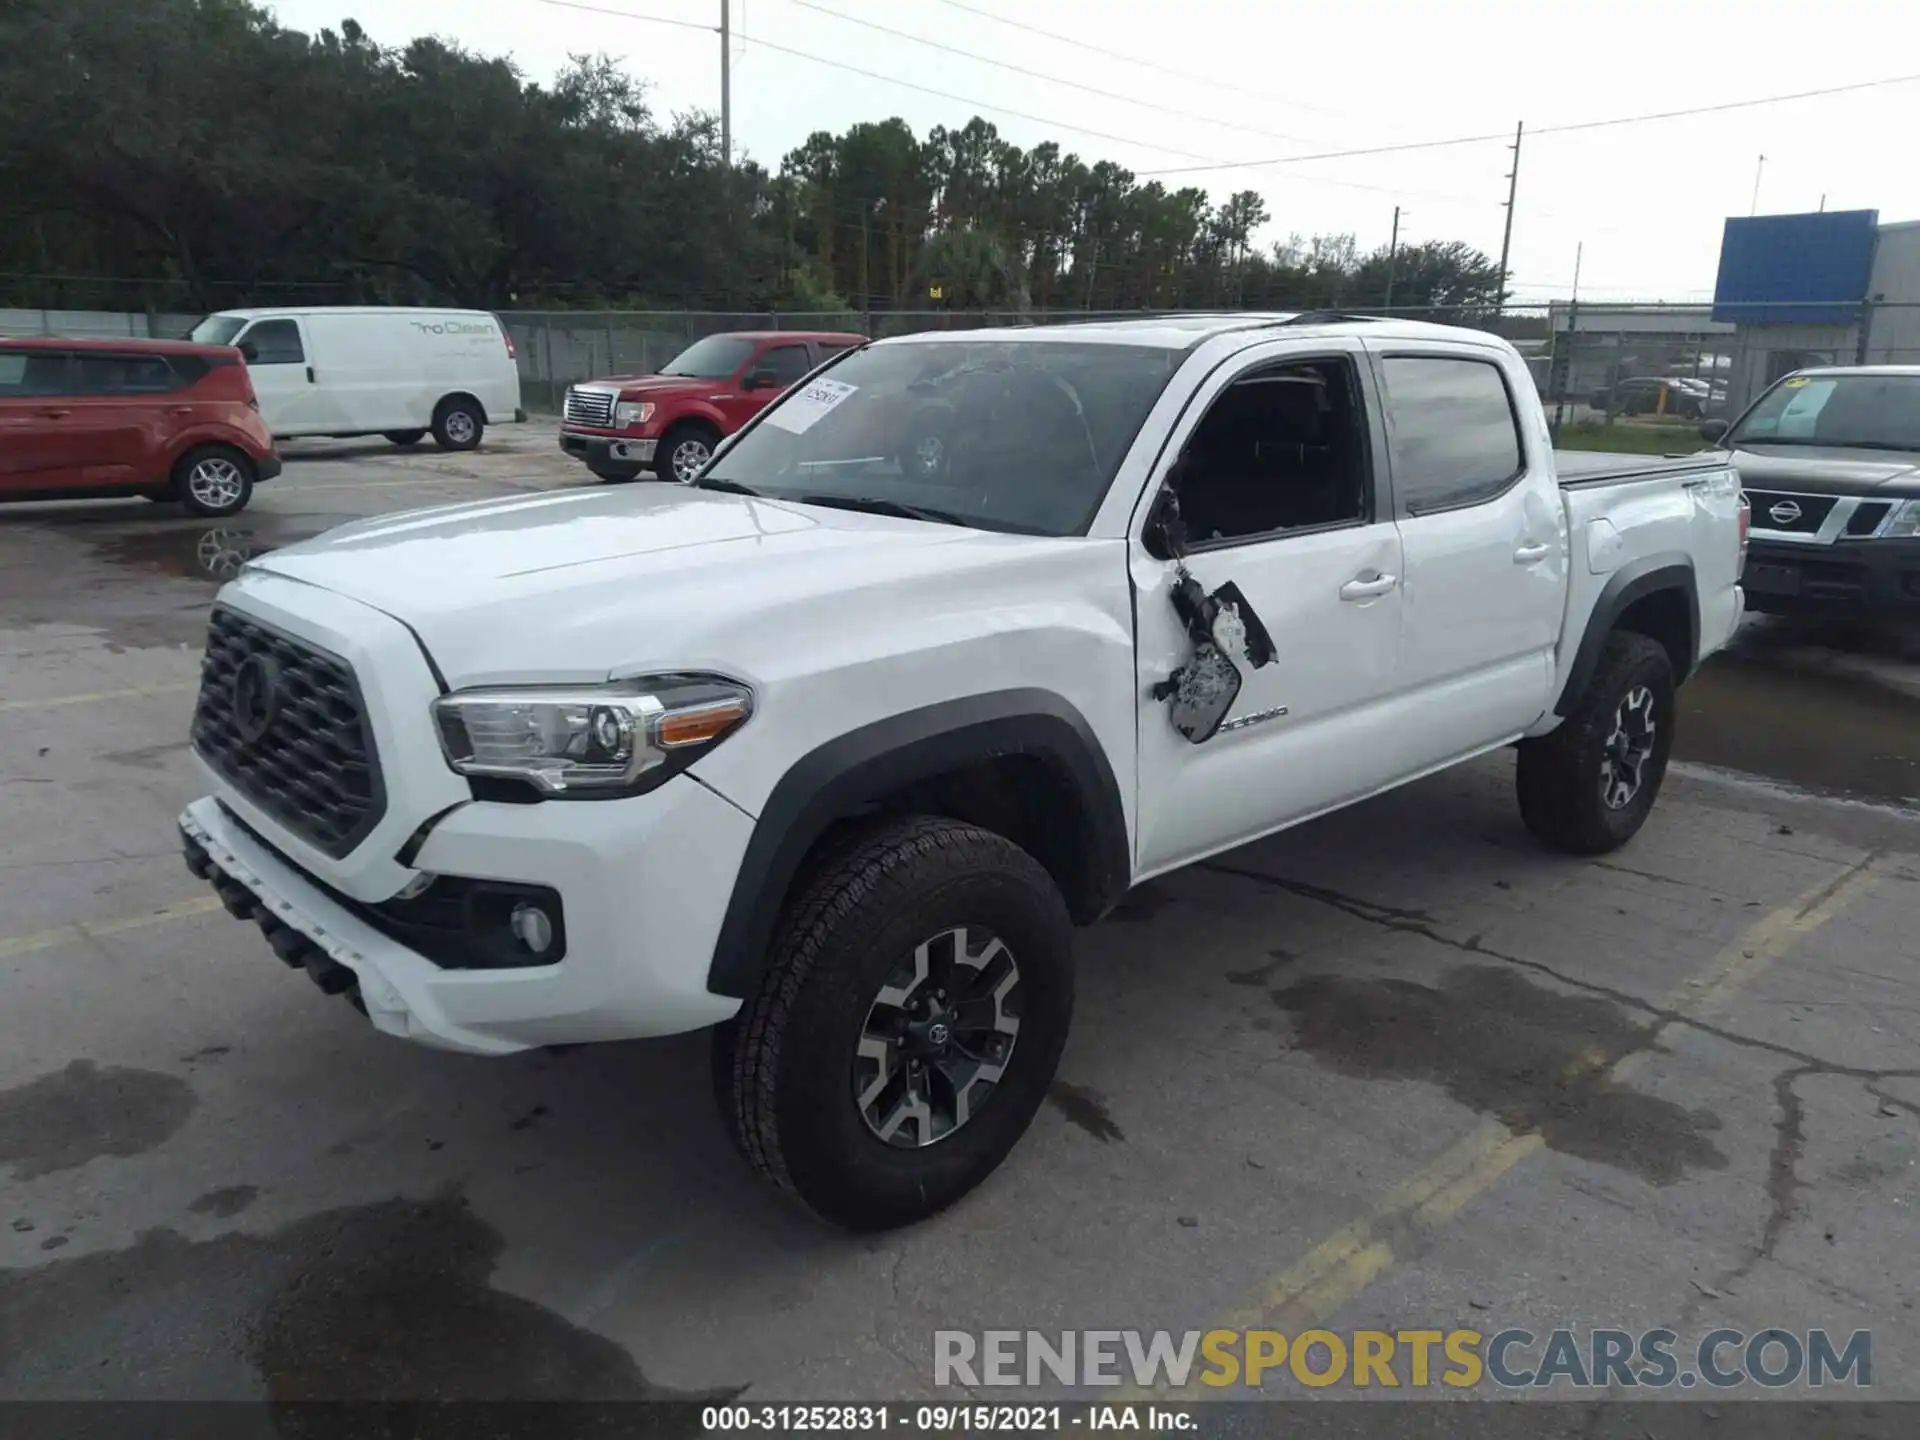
[179,314,1747,1230]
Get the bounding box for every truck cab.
[560,330,867,484]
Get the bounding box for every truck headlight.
[614,401,655,428]
[432,676,752,797]
[1884,500,1920,538]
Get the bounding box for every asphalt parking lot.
[1,424,1917,1414]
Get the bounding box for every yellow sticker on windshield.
[1782,376,1810,387]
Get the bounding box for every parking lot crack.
[1201,858,1911,1079]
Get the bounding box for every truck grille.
[1746,490,1837,536]
[564,388,615,427]
[191,607,385,858]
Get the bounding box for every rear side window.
[73,354,181,395]
[239,319,305,365]
[0,350,74,396]
[1379,355,1525,514]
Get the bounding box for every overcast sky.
[268,0,1920,305]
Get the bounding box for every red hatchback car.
[0,336,282,517]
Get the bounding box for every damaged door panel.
[1151,572,1279,743]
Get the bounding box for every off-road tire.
[589,461,644,484]
[715,815,1075,1231]
[1517,632,1676,855]
[384,429,427,446]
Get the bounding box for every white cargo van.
[188,307,525,451]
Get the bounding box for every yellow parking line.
[1125,854,1882,1400]
[0,895,221,961]
[0,682,196,713]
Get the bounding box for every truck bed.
[1552,448,1728,487]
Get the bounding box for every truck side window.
[239,320,305,366]
[1167,357,1370,547]
[1380,356,1524,514]
[757,345,814,387]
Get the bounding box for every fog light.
[510,902,555,956]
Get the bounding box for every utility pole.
[720,0,732,167]
[1750,154,1765,215]
[1383,205,1402,313]
[1495,121,1523,314]
[1552,241,1582,441]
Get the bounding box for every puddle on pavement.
[0,1188,734,1414]
[1678,638,1920,808]
[88,521,331,584]
[1272,964,1727,1184]
[0,1060,196,1181]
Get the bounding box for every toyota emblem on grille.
[230,654,283,743]
[1769,500,1804,526]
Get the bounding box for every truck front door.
[1130,339,1409,874]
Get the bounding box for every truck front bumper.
[178,776,750,1056]
[1742,537,1920,616]
[559,429,657,467]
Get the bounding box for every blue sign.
[1711,211,1878,326]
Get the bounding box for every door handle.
[1339,572,1398,601]
[305,365,316,383]
[38,408,71,419]
[170,406,194,416]
[1513,541,1553,564]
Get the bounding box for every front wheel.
[173,445,255,518]
[715,816,1075,1231]
[659,425,718,484]
[1516,632,1676,855]
[589,461,643,484]
[385,429,427,447]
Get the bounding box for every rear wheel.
[715,816,1075,1231]
[173,445,255,519]
[659,424,719,484]
[384,429,427,447]
[1517,632,1676,855]
[431,397,485,451]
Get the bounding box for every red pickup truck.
[559,329,866,483]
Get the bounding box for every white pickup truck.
[178,314,1747,1230]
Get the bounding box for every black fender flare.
[1554,552,1700,717]
[705,689,1130,999]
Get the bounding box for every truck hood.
[1728,444,1920,497]
[242,486,1090,687]
[588,375,722,400]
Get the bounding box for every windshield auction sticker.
[765,377,858,434]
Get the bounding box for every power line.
[926,0,1351,121]
[783,0,1320,146]
[1138,69,1920,178]
[541,0,1232,162]
[540,0,717,32]
[538,0,1490,206]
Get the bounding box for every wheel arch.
[706,689,1130,1000]
[435,390,489,423]
[1555,552,1699,717]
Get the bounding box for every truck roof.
[876,312,1512,351]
